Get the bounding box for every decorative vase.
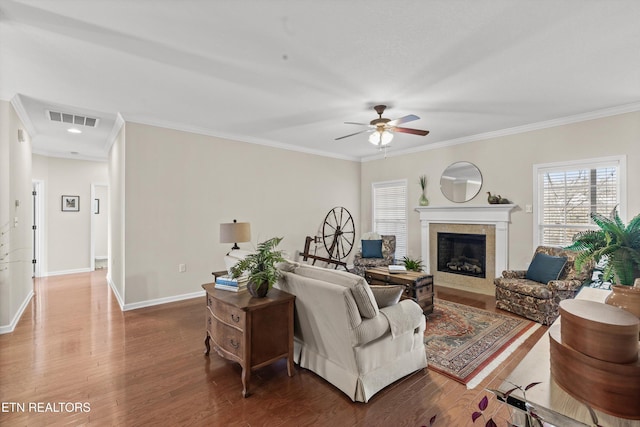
[247,280,269,298]
[419,192,429,206]
[605,284,640,319]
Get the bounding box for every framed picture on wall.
[61,195,80,212]
[93,198,100,214]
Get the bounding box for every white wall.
[31,155,108,275]
[114,122,361,307]
[361,111,640,278]
[0,99,33,333]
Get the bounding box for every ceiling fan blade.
[394,127,430,136]
[344,122,372,126]
[334,129,371,140]
[387,114,419,127]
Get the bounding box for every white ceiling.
[1,0,639,162]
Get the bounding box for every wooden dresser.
[202,283,296,397]
[365,267,434,314]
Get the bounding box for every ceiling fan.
[335,104,429,147]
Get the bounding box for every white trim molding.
[10,94,37,139]
[415,204,517,276]
[0,290,34,334]
[121,290,205,312]
[45,268,92,277]
[106,272,124,310]
[105,272,205,312]
[105,112,125,154]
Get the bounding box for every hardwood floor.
[0,272,547,426]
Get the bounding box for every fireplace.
[415,204,516,295]
[437,232,486,278]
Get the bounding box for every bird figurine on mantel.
[487,192,511,204]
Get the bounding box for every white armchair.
[275,262,426,403]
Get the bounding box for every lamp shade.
[220,221,251,248]
[369,130,393,146]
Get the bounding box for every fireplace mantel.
[415,204,517,277]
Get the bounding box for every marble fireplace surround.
[415,205,517,295]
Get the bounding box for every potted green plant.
[230,237,285,298]
[402,256,424,272]
[565,209,640,286]
[419,175,429,206]
[566,209,640,319]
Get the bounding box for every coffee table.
[498,287,640,426]
[364,267,434,314]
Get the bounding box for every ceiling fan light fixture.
[335,104,428,145]
[369,130,393,146]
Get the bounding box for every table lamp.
[220,219,251,251]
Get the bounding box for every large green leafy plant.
[230,237,285,291]
[565,209,640,286]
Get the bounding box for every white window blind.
[372,180,407,259]
[535,157,624,247]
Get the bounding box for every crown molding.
[361,102,640,162]
[10,94,37,138]
[104,112,125,153]
[120,114,361,162]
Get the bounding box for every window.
[534,156,626,247]
[372,180,407,259]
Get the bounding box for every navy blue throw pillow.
[526,253,568,284]
[362,239,383,258]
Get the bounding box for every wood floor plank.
[0,273,545,426]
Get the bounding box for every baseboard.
[122,290,205,311]
[45,268,92,277]
[0,289,34,335]
[105,274,205,312]
[106,273,124,311]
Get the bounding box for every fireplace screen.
[437,232,486,278]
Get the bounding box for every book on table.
[214,283,247,292]
[214,274,248,292]
[215,274,248,286]
[388,265,407,274]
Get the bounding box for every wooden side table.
[364,267,434,314]
[497,288,640,426]
[202,283,296,397]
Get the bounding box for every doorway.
[90,183,108,271]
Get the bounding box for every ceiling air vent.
[48,110,99,128]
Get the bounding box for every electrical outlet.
[178,264,186,273]
[525,204,533,213]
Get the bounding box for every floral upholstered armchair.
[494,246,593,325]
[352,234,396,277]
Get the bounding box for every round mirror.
[440,161,483,203]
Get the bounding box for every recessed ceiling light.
[67,128,82,134]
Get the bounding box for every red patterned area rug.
[424,299,539,389]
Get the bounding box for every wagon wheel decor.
[321,207,355,263]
